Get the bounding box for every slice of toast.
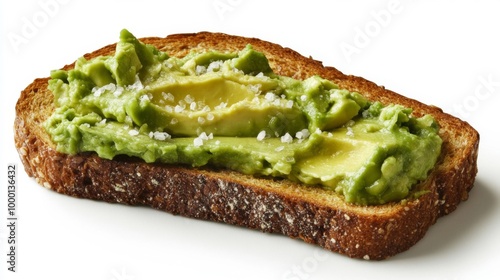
[14,32,479,260]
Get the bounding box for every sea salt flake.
[215,102,227,110]
[128,129,139,136]
[140,94,150,102]
[93,87,105,97]
[295,129,310,140]
[257,130,266,141]
[207,60,223,72]
[256,72,268,80]
[97,119,107,126]
[195,65,207,75]
[199,132,209,140]
[275,146,285,152]
[193,137,204,147]
[151,131,171,141]
[248,84,261,93]
[163,92,174,102]
[281,133,293,144]
[113,86,124,97]
[174,105,185,113]
[184,94,194,103]
[127,75,144,90]
[190,102,197,111]
[346,127,354,137]
[265,92,276,102]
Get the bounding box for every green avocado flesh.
[45,29,442,205]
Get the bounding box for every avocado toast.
[14,30,479,259]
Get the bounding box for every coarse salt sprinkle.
[257,130,266,141]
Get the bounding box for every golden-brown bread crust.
[14,32,479,260]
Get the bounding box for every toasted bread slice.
[14,32,479,260]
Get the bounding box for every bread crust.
[14,32,479,260]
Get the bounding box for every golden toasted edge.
[14,32,479,259]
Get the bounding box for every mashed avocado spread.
[45,29,442,205]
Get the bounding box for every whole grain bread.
[14,32,479,260]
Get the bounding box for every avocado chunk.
[45,29,442,205]
[231,45,272,75]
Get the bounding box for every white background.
[1,0,500,279]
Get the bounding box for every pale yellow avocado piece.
[141,72,306,137]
